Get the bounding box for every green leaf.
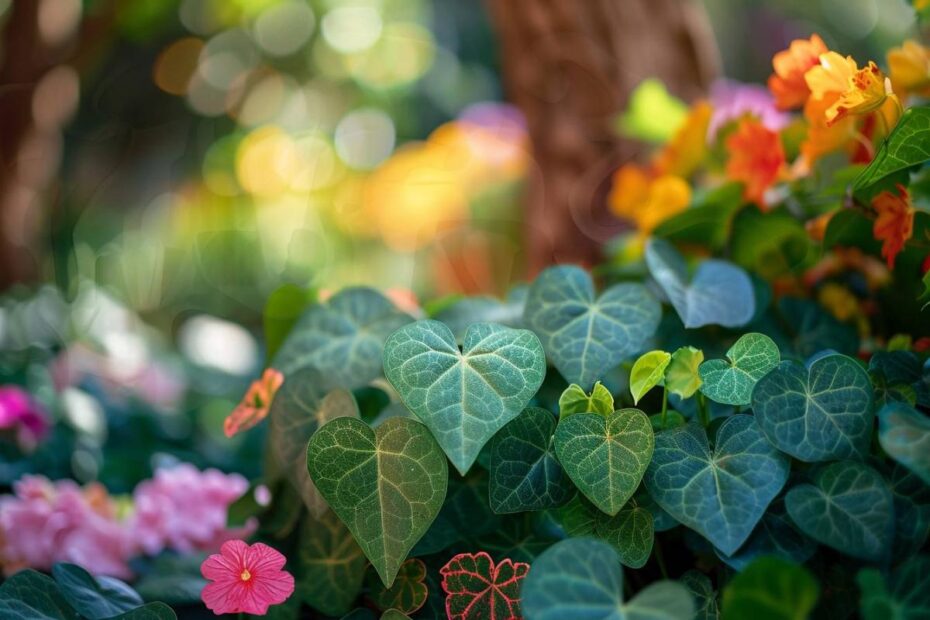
[729,208,812,278]
[721,556,818,620]
[858,555,930,620]
[365,559,427,614]
[51,564,142,620]
[752,353,874,462]
[785,461,893,561]
[109,603,176,620]
[649,411,687,432]
[594,501,655,569]
[644,416,790,556]
[383,320,546,475]
[521,538,695,620]
[297,509,367,616]
[433,287,527,342]
[558,382,614,417]
[0,570,78,620]
[306,416,448,587]
[559,495,598,537]
[665,346,704,399]
[488,407,575,514]
[269,367,359,517]
[645,238,755,329]
[681,571,718,620]
[274,287,412,388]
[381,611,411,620]
[888,465,930,559]
[652,183,744,251]
[524,265,661,389]
[264,284,315,362]
[772,297,859,359]
[699,333,778,406]
[553,409,654,515]
[615,78,689,143]
[132,555,206,606]
[878,402,930,486]
[714,499,816,571]
[629,350,671,404]
[855,107,930,191]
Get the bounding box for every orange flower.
[652,100,713,178]
[724,118,785,208]
[224,368,284,438]
[608,164,691,236]
[872,184,915,269]
[887,40,930,99]
[800,92,859,165]
[805,53,894,126]
[768,34,828,110]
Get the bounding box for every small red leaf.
[439,552,529,620]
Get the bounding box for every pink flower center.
[240,568,252,582]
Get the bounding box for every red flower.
[200,540,294,615]
[224,368,284,438]
[872,183,915,269]
[440,552,529,620]
[724,118,786,208]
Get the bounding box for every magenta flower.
[200,540,295,615]
[707,79,792,142]
[0,385,50,449]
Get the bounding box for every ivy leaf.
[714,499,816,571]
[263,283,315,362]
[51,564,141,620]
[489,407,575,514]
[438,552,528,620]
[110,603,176,619]
[644,416,789,555]
[888,465,930,559]
[0,569,78,620]
[854,106,930,191]
[665,346,704,399]
[721,557,818,620]
[698,333,779,406]
[274,287,412,388]
[645,238,755,329]
[752,353,874,462]
[785,461,893,562]
[878,402,930,486]
[306,416,448,587]
[559,495,598,537]
[553,409,654,516]
[269,367,359,517]
[524,265,661,389]
[630,350,671,404]
[434,287,527,342]
[383,320,546,475]
[297,509,367,616]
[594,501,655,569]
[772,297,859,358]
[558,382,614,417]
[681,571,718,620]
[521,538,695,620]
[858,555,930,619]
[365,559,428,615]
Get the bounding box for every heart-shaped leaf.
[274,287,412,388]
[785,461,893,561]
[878,402,930,486]
[721,557,818,620]
[269,367,359,517]
[0,569,77,620]
[630,350,671,404]
[594,502,655,569]
[524,265,661,389]
[489,407,575,514]
[366,559,428,615]
[714,498,816,571]
[51,564,142,620]
[383,320,546,475]
[889,464,930,559]
[297,509,367,616]
[699,333,779,406]
[521,538,695,620]
[644,415,789,555]
[665,346,704,399]
[680,571,718,620]
[109,603,175,619]
[434,287,527,341]
[854,107,930,191]
[752,353,874,462]
[858,554,930,620]
[439,552,528,620]
[306,416,448,587]
[559,382,614,417]
[645,238,755,329]
[554,409,655,516]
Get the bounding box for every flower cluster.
[610,34,927,270]
[0,464,253,578]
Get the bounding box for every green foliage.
[297,510,367,616]
[553,409,654,515]
[51,564,143,619]
[558,382,614,417]
[858,555,930,619]
[306,416,448,587]
[665,346,704,399]
[629,350,671,404]
[878,402,930,485]
[383,320,545,475]
[721,557,818,620]
[263,284,315,362]
[681,571,719,620]
[365,559,427,614]
[855,107,930,191]
[699,333,779,406]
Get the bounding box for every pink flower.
[200,540,294,615]
[129,464,254,556]
[707,80,792,142]
[0,386,50,449]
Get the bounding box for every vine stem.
[660,387,669,428]
[698,393,710,427]
[654,537,669,579]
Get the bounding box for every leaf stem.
[698,393,710,427]
[654,537,669,579]
[660,387,668,428]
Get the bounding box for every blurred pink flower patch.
[223,368,284,438]
[0,385,50,450]
[200,540,294,616]
[707,79,792,141]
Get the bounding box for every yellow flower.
[608,165,690,236]
[887,40,930,99]
[652,100,713,178]
[805,51,857,100]
[806,53,894,126]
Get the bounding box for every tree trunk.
[488,0,720,273]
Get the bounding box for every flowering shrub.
[230,32,930,620]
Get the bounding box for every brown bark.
[488,0,720,273]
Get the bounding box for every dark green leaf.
[593,502,654,569]
[264,284,315,362]
[366,559,427,614]
[714,499,816,571]
[855,106,930,191]
[0,570,78,620]
[681,571,718,620]
[699,333,779,406]
[297,510,367,616]
[721,557,818,620]
[51,564,142,620]
[433,287,527,342]
[858,555,930,620]
[878,402,930,485]
[108,603,176,620]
